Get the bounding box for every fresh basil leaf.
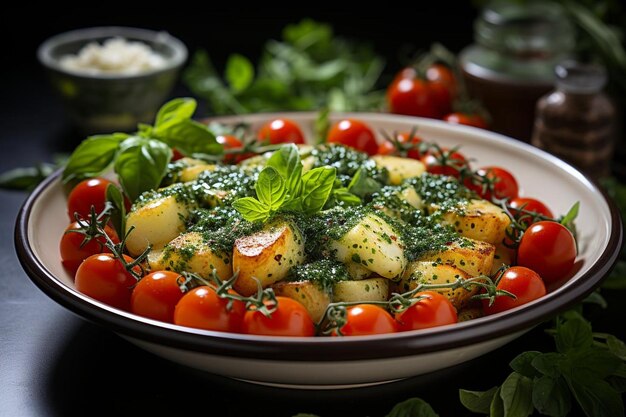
[114,137,172,202]
[348,167,382,198]
[255,167,287,211]
[459,386,499,414]
[155,97,197,128]
[0,163,55,190]
[385,397,439,417]
[582,291,607,308]
[314,107,330,145]
[602,261,626,290]
[509,351,542,379]
[607,363,626,393]
[225,54,254,93]
[281,197,303,213]
[532,375,571,417]
[567,370,624,417]
[62,133,128,183]
[327,187,361,208]
[266,144,303,195]
[490,386,505,417]
[155,119,221,156]
[555,316,593,353]
[500,372,534,417]
[106,183,126,239]
[232,197,270,223]
[567,347,623,379]
[606,335,626,360]
[532,352,566,378]
[300,166,336,215]
[560,201,580,226]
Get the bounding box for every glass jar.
[532,61,615,179]
[459,0,575,141]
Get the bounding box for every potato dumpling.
[333,277,389,303]
[233,220,305,296]
[440,199,510,245]
[372,155,426,185]
[271,280,330,323]
[419,238,495,278]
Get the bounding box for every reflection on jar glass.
[459,1,575,142]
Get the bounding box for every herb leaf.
[225,53,255,93]
[154,119,221,156]
[114,137,172,202]
[509,351,542,379]
[490,386,505,417]
[266,144,303,195]
[300,166,336,214]
[459,387,498,414]
[105,183,127,240]
[385,398,439,417]
[532,375,571,417]
[567,370,624,417]
[555,317,593,353]
[532,352,565,378]
[0,163,56,190]
[560,201,580,227]
[255,167,287,210]
[232,197,270,223]
[500,372,534,417]
[62,133,128,183]
[348,167,382,198]
[155,97,197,128]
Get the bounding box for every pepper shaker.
[532,61,615,179]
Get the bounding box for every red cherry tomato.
[510,197,554,226]
[395,291,458,331]
[377,131,423,159]
[466,166,519,201]
[171,149,185,161]
[257,118,305,145]
[426,64,457,97]
[443,112,488,129]
[338,304,398,336]
[67,178,115,220]
[482,266,547,315]
[242,296,315,337]
[75,254,139,311]
[421,148,468,178]
[387,75,441,119]
[174,286,246,333]
[517,221,577,284]
[217,135,253,164]
[59,221,119,275]
[131,271,187,323]
[327,119,379,156]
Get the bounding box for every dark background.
[1,7,622,417]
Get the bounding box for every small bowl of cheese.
[38,27,187,134]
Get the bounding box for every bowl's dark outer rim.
[15,143,623,363]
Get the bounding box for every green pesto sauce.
[311,144,388,186]
[287,259,350,294]
[161,159,198,185]
[160,241,198,272]
[406,173,473,212]
[133,182,196,210]
[194,165,258,204]
[188,207,263,254]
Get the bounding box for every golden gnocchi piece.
[371,155,426,185]
[419,238,495,278]
[271,280,330,323]
[333,277,389,303]
[440,199,511,245]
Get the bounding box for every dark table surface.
[2,54,625,417]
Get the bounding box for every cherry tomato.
[67,177,115,220]
[75,254,139,310]
[338,304,398,336]
[327,119,378,156]
[131,271,187,323]
[426,64,456,97]
[467,166,519,201]
[387,74,441,119]
[257,118,305,145]
[482,266,546,315]
[395,291,457,331]
[217,135,253,164]
[59,221,119,275]
[242,296,315,337]
[171,149,185,161]
[174,286,245,333]
[510,197,554,226]
[443,112,488,129]
[517,221,577,284]
[421,148,468,178]
[377,131,423,159]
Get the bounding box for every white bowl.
[15,112,622,389]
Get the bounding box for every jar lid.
[555,61,607,93]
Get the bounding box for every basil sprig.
[62,98,221,201]
[460,313,626,417]
[232,144,338,222]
